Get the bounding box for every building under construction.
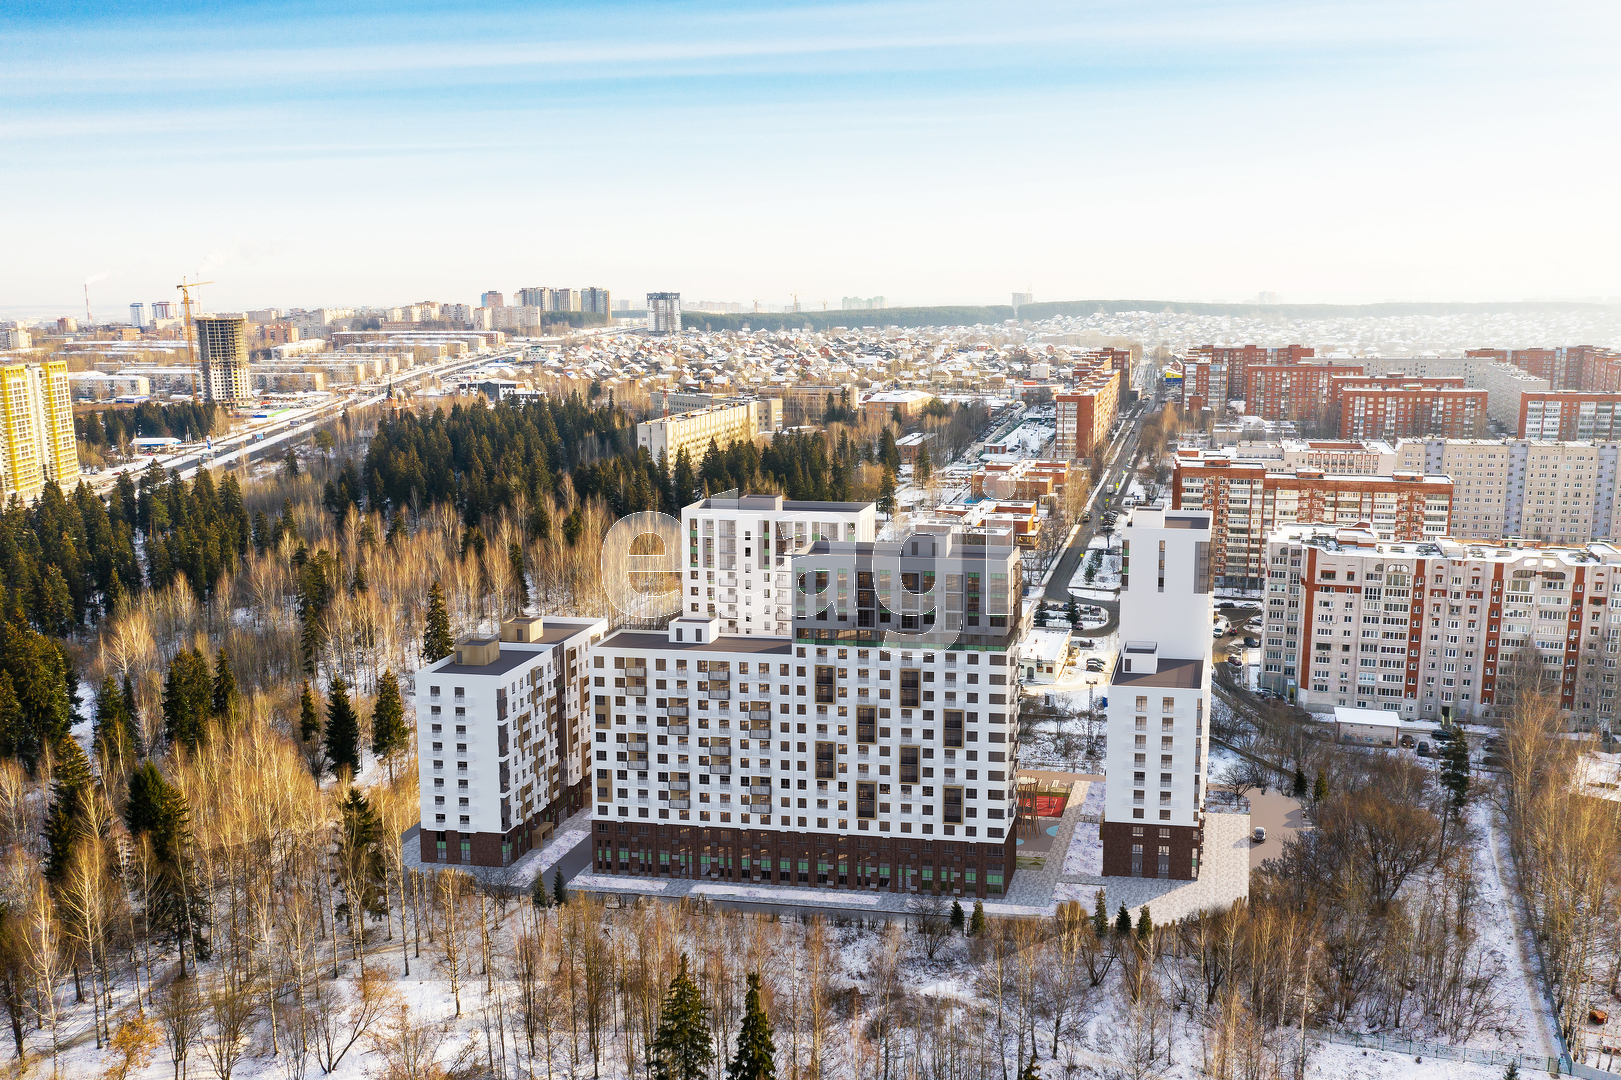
[196,315,253,405]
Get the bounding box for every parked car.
[1251,827,1266,843]
[1257,688,1278,699]
[1218,601,1238,610]
[1416,740,1432,757]
[1085,660,1105,672]
[1399,734,1416,749]
[1430,728,1455,742]
[1227,654,1244,667]
[1243,637,1260,647]
[1074,639,1095,649]
[1212,626,1226,637]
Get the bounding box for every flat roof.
[1110,656,1204,689]
[430,623,596,677]
[600,631,793,656]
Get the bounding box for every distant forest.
[76,401,224,446]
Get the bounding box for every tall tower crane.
[176,277,215,402]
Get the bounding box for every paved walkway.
[401,806,594,889]
[1053,812,1252,923]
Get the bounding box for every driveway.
[1243,788,1306,871]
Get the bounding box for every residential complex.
[1,361,79,500]
[635,400,782,466]
[1171,448,1451,589]
[195,315,253,405]
[1259,525,1621,730]
[1101,507,1214,880]
[584,517,1026,897]
[415,616,606,867]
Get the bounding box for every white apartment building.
[682,492,877,637]
[1396,439,1621,544]
[415,615,606,867]
[1259,526,1621,728]
[586,520,1025,899]
[637,401,778,466]
[1479,363,1551,427]
[1278,438,1397,474]
[1102,507,1214,880]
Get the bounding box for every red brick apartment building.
[1519,392,1621,440]
[1246,364,1365,425]
[1329,376,1486,439]
[1171,449,1451,589]
[1055,364,1123,460]
[1467,346,1621,392]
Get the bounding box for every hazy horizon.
[5,0,1619,315]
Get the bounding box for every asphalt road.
[1043,391,1162,603]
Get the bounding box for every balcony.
[627,740,648,753]
[667,724,689,736]
[668,781,691,792]
[710,744,731,757]
[667,705,689,717]
[706,763,732,776]
[667,799,691,810]
[625,666,647,679]
[708,689,731,701]
[749,785,772,795]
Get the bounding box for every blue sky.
[3,0,1618,316]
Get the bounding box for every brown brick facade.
[590,823,1017,898]
[419,777,589,868]
[1099,819,1203,880]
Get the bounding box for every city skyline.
[4,0,1619,313]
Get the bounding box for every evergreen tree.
[335,788,389,923]
[1292,767,1307,798]
[1442,735,1471,814]
[211,647,238,722]
[1135,906,1153,941]
[726,971,776,1080]
[553,869,567,907]
[877,470,898,517]
[299,681,321,743]
[531,874,550,909]
[1019,1053,1042,1080]
[92,674,133,770]
[124,761,208,974]
[161,648,213,753]
[385,510,408,548]
[1312,769,1328,805]
[423,582,454,663]
[324,674,361,778]
[651,954,715,1080]
[915,444,932,484]
[1035,604,1049,627]
[0,678,21,775]
[949,899,965,934]
[300,607,323,677]
[510,542,530,610]
[120,674,138,733]
[43,736,92,882]
[1064,595,1080,628]
[371,670,408,775]
[1503,1063,1519,1080]
[282,445,300,479]
[1093,890,1109,938]
[969,899,986,937]
[1114,903,1132,937]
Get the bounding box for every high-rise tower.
[1101,507,1214,880]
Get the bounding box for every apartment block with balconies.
[1260,525,1621,728]
[587,523,1024,898]
[415,615,606,867]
